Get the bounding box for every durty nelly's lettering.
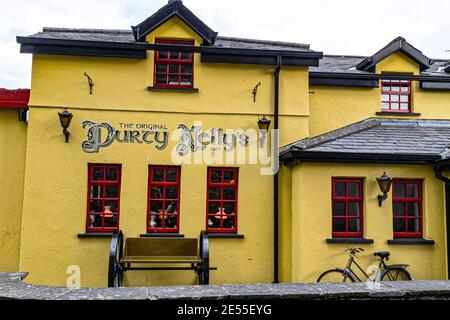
[81,120,250,154]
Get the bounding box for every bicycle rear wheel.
[317,268,356,283]
[381,267,412,281]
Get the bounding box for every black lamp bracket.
[378,192,388,207]
[63,128,70,143]
[252,82,261,102]
[84,72,94,95]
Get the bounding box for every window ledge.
[387,238,435,245]
[77,232,114,238]
[326,238,374,244]
[207,233,244,239]
[147,86,199,93]
[140,233,184,238]
[376,112,421,117]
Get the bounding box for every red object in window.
[147,166,181,233]
[381,80,411,112]
[206,168,238,233]
[331,178,363,238]
[0,88,29,109]
[153,39,194,88]
[392,180,422,238]
[86,164,122,232]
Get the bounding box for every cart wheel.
[198,230,210,285]
[108,230,124,287]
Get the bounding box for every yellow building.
[1,0,450,287]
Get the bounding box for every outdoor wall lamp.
[58,109,73,143]
[376,172,392,207]
[257,115,271,147]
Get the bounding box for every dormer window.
[381,79,411,112]
[154,39,194,88]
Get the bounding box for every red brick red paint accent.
[0,89,30,109]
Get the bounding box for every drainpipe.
[273,56,282,283]
[434,162,450,280]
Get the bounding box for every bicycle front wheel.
[381,267,412,281]
[317,269,356,283]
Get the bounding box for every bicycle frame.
[343,254,387,282]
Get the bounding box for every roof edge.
[355,36,431,72]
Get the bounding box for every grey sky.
[1,0,449,89]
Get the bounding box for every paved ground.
[1,272,450,300]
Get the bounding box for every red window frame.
[206,167,238,234]
[153,39,194,88]
[86,164,122,232]
[392,180,423,238]
[147,166,181,233]
[332,178,364,238]
[381,79,411,112]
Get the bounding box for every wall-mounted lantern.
[257,115,271,131]
[376,172,392,207]
[58,109,73,143]
[257,115,271,147]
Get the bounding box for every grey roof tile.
[25,28,312,52]
[311,55,450,76]
[281,118,450,157]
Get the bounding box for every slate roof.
[26,27,312,52]
[281,118,450,161]
[310,55,450,76]
[132,0,217,44]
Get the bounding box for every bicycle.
[317,247,413,283]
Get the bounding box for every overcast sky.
[1,0,449,89]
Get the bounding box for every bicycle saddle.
[374,251,390,259]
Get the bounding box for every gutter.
[273,56,281,283]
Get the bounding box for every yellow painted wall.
[19,16,310,287]
[289,163,447,283]
[278,165,292,282]
[309,52,450,137]
[0,109,27,271]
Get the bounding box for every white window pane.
[401,86,409,92]
[391,95,399,102]
[382,86,390,91]
[382,94,389,101]
[381,102,390,110]
[400,103,409,110]
[391,103,400,110]
[392,86,400,92]
[400,95,409,102]
[391,80,400,83]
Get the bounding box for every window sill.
[387,238,435,245]
[147,86,199,93]
[326,238,374,244]
[207,233,244,239]
[77,232,114,238]
[376,112,421,117]
[140,233,184,238]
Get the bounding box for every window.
[392,180,422,238]
[147,166,181,233]
[86,165,121,232]
[154,39,194,88]
[381,79,411,112]
[332,178,363,238]
[207,168,238,233]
